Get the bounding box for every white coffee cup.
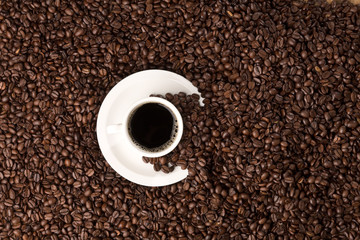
[107,97,183,158]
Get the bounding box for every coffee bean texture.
[0,0,360,239]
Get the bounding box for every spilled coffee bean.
[143,93,204,173]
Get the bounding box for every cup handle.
[107,124,123,134]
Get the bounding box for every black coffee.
[129,103,174,149]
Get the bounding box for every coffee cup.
[107,97,183,158]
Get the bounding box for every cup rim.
[124,97,184,157]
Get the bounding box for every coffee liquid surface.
[129,103,174,149]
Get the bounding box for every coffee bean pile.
[143,93,203,174]
[1,0,360,239]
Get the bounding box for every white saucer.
[96,70,204,187]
